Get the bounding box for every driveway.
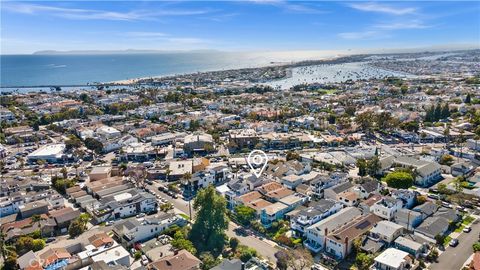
[430,218,480,270]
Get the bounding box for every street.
[430,219,480,270]
[146,182,280,263]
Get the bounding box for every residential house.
[309,172,348,198]
[281,175,304,190]
[304,207,362,253]
[113,213,186,246]
[393,209,423,231]
[49,207,80,233]
[260,202,290,228]
[391,156,442,187]
[394,235,429,258]
[372,248,415,270]
[256,181,294,202]
[370,197,403,220]
[324,182,354,200]
[229,129,258,149]
[183,133,214,155]
[368,221,404,245]
[412,202,438,220]
[89,166,112,182]
[354,179,381,199]
[324,214,382,259]
[337,191,359,207]
[91,189,157,224]
[391,189,417,209]
[148,249,201,270]
[414,216,450,242]
[290,199,344,237]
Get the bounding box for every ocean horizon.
[0,50,343,88]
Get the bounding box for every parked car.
[105,221,114,226]
[463,226,472,233]
[449,238,459,247]
[45,237,56,243]
[136,213,146,218]
[141,255,149,265]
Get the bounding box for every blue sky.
[1,1,479,54]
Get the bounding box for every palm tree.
[182,172,193,221]
[31,214,45,238]
[73,163,80,178]
[0,231,16,261]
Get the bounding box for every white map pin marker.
[247,150,268,178]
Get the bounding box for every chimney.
[324,228,328,248]
[344,237,349,258]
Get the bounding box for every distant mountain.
[32,49,221,55]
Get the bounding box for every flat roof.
[28,144,65,158]
[374,248,410,268]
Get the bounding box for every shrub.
[383,171,414,189]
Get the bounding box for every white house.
[281,174,303,190]
[290,199,343,237]
[373,248,415,270]
[113,213,186,245]
[370,197,403,220]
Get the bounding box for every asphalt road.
[147,182,279,263]
[430,219,480,270]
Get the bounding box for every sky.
[1,1,479,54]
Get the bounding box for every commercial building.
[27,144,66,163]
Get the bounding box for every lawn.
[454,225,465,233]
[463,216,476,226]
[179,213,190,220]
[443,236,452,246]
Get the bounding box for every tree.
[356,252,374,270]
[439,154,454,166]
[189,185,229,255]
[65,135,82,151]
[465,93,472,104]
[427,248,439,262]
[238,245,257,262]
[60,167,68,179]
[355,111,375,133]
[3,251,18,270]
[356,158,367,177]
[68,213,90,238]
[473,242,480,252]
[437,183,449,194]
[160,202,173,212]
[229,237,239,252]
[30,214,45,238]
[84,137,103,154]
[434,234,445,246]
[383,171,414,189]
[274,248,313,270]
[199,252,220,270]
[234,205,256,226]
[172,230,196,254]
[15,236,45,254]
[366,156,381,178]
[453,176,464,193]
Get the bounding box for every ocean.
[0,50,341,88]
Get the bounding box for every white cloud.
[249,0,326,14]
[1,3,212,21]
[349,2,416,15]
[124,32,168,38]
[338,31,380,40]
[374,21,430,30]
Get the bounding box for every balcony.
[304,240,322,253]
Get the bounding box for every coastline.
[105,54,345,85]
